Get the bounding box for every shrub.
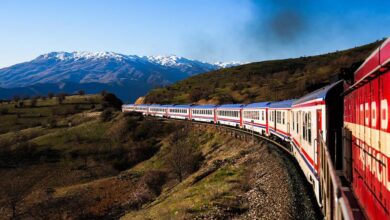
[112,157,132,171]
[13,95,20,102]
[57,93,66,104]
[100,109,113,122]
[18,101,25,108]
[106,117,138,142]
[141,170,167,195]
[101,93,123,110]
[0,107,9,115]
[46,118,57,128]
[166,129,204,182]
[48,92,54,99]
[30,98,37,107]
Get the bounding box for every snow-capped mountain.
[0,51,242,101]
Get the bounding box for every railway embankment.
[123,121,322,219]
[0,103,321,219]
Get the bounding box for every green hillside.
[145,40,384,104]
[0,95,320,219]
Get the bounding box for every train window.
[276,111,281,124]
[283,112,285,124]
[292,113,295,131]
[262,111,264,121]
[303,113,306,140]
[308,113,312,144]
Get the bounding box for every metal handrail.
[318,132,354,220]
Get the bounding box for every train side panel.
[242,108,268,134]
[345,71,390,220]
[291,103,326,204]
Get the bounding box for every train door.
[287,110,290,135]
[213,109,217,123]
[239,109,243,127]
[266,109,269,135]
[316,109,322,173]
[274,110,277,132]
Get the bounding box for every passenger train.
[122,38,390,220]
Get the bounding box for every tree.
[30,98,38,107]
[13,95,20,103]
[47,92,54,99]
[2,174,41,219]
[57,93,66,105]
[0,107,9,115]
[166,127,203,182]
[46,117,57,128]
[100,109,113,122]
[102,93,123,110]
[18,101,24,108]
[100,90,107,96]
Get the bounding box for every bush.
[100,109,113,122]
[57,93,66,104]
[166,129,204,182]
[106,117,138,142]
[13,95,20,102]
[0,108,9,115]
[132,120,155,141]
[141,170,167,195]
[102,93,123,110]
[100,90,107,96]
[48,92,54,99]
[18,101,25,108]
[46,118,57,128]
[30,98,37,107]
[112,157,132,171]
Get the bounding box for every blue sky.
[0,0,389,68]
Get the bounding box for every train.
[122,37,390,220]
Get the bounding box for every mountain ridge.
[0,51,242,101]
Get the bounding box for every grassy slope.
[0,95,101,134]
[122,124,319,220]
[0,96,319,219]
[145,40,383,104]
[0,95,170,219]
[123,128,244,219]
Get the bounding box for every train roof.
[191,105,217,109]
[269,100,295,108]
[244,102,270,108]
[217,104,245,109]
[122,104,134,107]
[354,37,390,83]
[134,104,150,107]
[170,104,192,108]
[148,104,162,107]
[293,81,342,106]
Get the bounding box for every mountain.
[144,40,384,104]
[0,52,242,102]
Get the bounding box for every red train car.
[344,38,390,220]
